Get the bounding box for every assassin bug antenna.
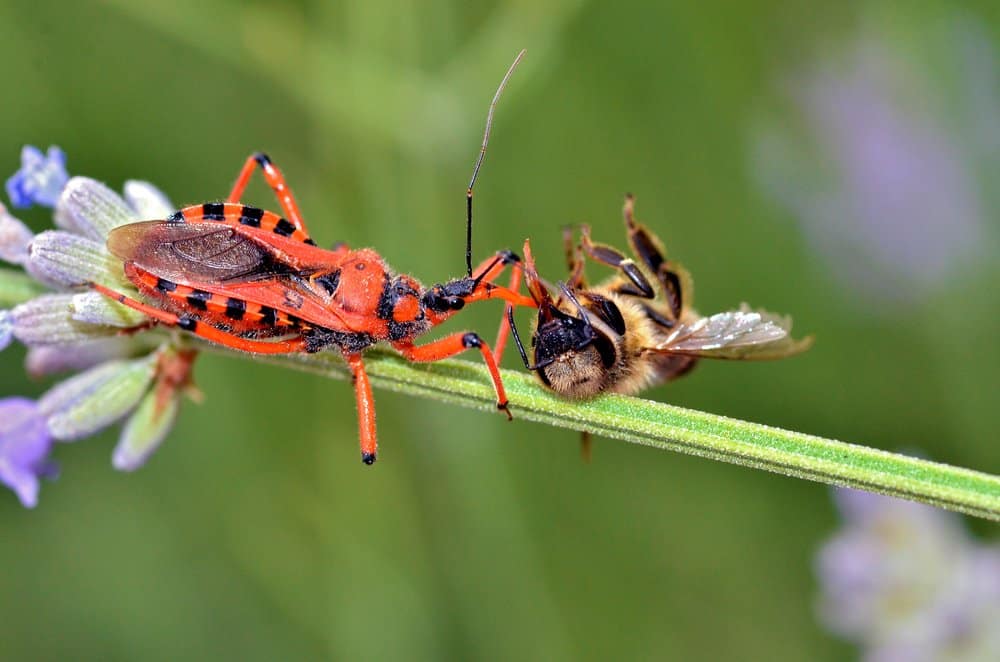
[466,48,526,277]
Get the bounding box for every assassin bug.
[90,51,534,465]
[508,194,812,400]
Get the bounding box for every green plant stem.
[202,344,1000,521]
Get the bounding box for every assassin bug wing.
[109,221,352,282]
[111,221,360,330]
[220,277,374,331]
[652,308,814,360]
[108,221,287,283]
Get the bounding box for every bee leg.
[562,225,587,289]
[227,153,309,236]
[580,225,655,299]
[579,431,593,463]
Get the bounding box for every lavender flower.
[5,146,69,209]
[750,14,998,309]
[0,202,34,264]
[0,144,194,507]
[0,309,11,351]
[817,488,1000,660]
[0,398,58,508]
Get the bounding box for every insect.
[90,51,534,465]
[508,194,813,400]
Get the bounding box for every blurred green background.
[1,1,998,660]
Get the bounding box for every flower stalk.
[235,344,1000,521]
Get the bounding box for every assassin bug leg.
[392,332,512,420]
[227,152,308,235]
[467,249,530,362]
[344,353,377,464]
[88,282,310,354]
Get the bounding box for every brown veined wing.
[108,221,291,284]
[652,307,814,360]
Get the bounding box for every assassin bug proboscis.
[90,50,534,465]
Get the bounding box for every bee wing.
[108,221,289,284]
[652,307,813,359]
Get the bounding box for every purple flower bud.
[25,336,142,377]
[750,17,996,309]
[11,293,118,346]
[70,291,146,327]
[114,386,180,471]
[818,487,1000,659]
[0,203,34,265]
[39,355,157,441]
[54,177,137,241]
[0,309,11,351]
[123,180,174,220]
[0,397,58,508]
[24,230,122,290]
[5,146,69,209]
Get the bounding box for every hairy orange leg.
[468,251,531,363]
[227,153,308,235]
[89,282,309,354]
[343,353,378,465]
[392,331,512,420]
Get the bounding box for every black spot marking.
[274,219,296,237]
[155,278,177,293]
[462,333,482,348]
[239,206,264,227]
[316,270,341,296]
[202,202,225,221]
[304,238,317,246]
[253,152,271,166]
[177,315,197,331]
[361,452,376,465]
[225,298,246,320]
[186,290,211,311]
[376,274,395,320]
[166,211,184,223]
[259,306,277,326]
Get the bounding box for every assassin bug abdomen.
[91,51,534,465]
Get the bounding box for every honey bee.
[508,194,813,400]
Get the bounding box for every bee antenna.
[466,49,526,277]
[507,306,535,371]
[558,282,595,337]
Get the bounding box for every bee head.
[508,239,622,397]
[532,296,619,398]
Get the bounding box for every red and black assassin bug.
[90,51,534,464]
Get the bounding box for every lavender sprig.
[0,146,193,507]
